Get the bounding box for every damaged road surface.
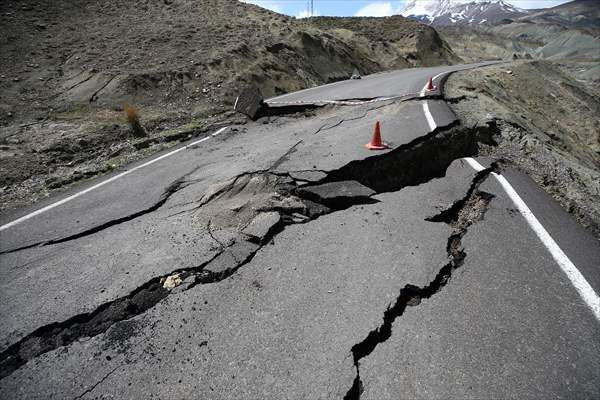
[1,63,599,399]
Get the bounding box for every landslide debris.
[0,0,456,211]
[446,60,600,238]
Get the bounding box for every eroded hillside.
[0,0,456,121]
[0,0,456,210]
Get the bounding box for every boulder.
[234,87,264,120]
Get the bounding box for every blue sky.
[241,0,572,18]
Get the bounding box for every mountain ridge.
[401,0,527,26]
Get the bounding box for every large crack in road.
[343,166,497,399]
[0,120,500,380]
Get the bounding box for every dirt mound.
[446,61,600,238]
[0,0,457,211]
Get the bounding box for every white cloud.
[355,1,396,17]
[505,0,570,9]
[296,9,321,18]
[240,0,283,13]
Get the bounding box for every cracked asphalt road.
[1,62,599,399]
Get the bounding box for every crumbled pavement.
[0,99,470,355]
[0,160,480,399]
[2,88,598,399]
[358,176,600,400]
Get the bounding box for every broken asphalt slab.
[0,97,465,352]
[0,108,367,349]
[0,160,481,399]
[358,176,600,399]
[0,92,497,372]
[0,108,338,253]
[242,211,281,243]
[297,181,376,209]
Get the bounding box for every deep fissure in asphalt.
[0,122,499,380]
[321,120,498,193]
[343,167,496,400]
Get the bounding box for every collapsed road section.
[0,119,502,380]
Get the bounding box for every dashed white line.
[422,101,437,131]
[464,157,600,321]
[0,126,229,232]
[420,71,447,132]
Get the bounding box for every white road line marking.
[464,158,486,172]
[423,101,437,131]
[464,157,600,321]
[0,126,229,232]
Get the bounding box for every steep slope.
[491,19,600,60]
[0,0,456,122]
[310,16,459,69]
[438,25,542,61]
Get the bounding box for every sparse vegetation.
[124,104,146,138]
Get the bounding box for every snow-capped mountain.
[401,0,528,26]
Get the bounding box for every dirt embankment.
[446,60,600,238]
[0,0,457,212]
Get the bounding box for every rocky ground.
[446,60,600,238]
[0,0,457,213]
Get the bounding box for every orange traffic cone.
[425,77,436,92]
[365,121,390,150]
